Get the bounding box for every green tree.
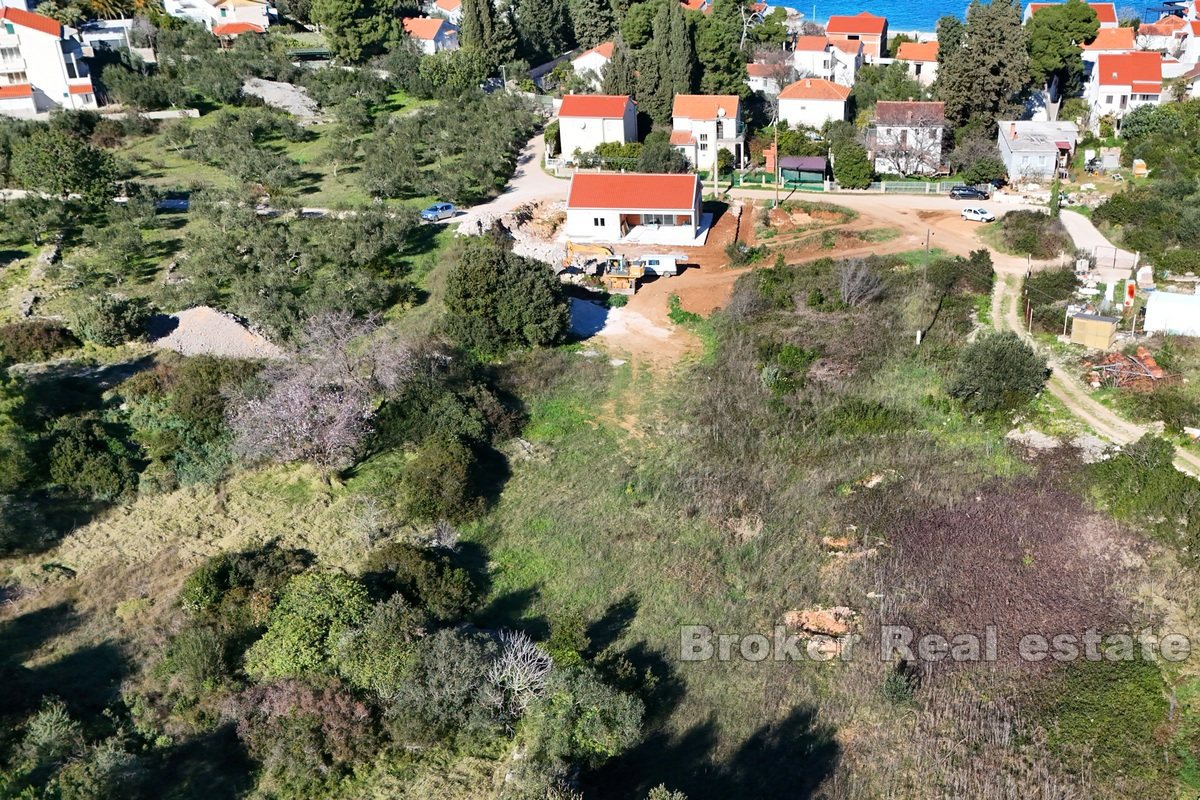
[11,127,116,206]
[637,132,690,172]
[602,33,637,95]
[417,48,492,99]
[935,14,964,69]
[620,0,658,48]
[401,436,483,523]
[48,414,139,501]
[850,62,925,119]
[936,0,1030,128]
[244,572,372,679]
[696,0,747,95]
[515,0,574,62]
[637,0,696,123]
[751,7,790,46]
[832,141,872,188]
[570,0,613,48]
[0,372,31,494]
[443,235,569,356]
[310,0,394,61]
[1027,0,1099,96]
[946,332,1049,413]
[521,668,643,769]
[0,196,66,246]
[71,293,151,346]
[336,596,429,698]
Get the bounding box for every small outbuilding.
[1145,292,1200,337]
[779,156,828,184]
[1070,314,1119,349]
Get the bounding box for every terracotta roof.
[434,0,460,10]
[68,82,94,94]
[669,130,696,146]
[1081,26,1135,50]
[559,93,632,118]
[0,83,32,99]
[1027,2,1118,24]
[746,62,777,77]
[567,173,700,211]
[896,41,938,62]
[574,41,614,61]
[212,21,264,35]
[1139,16,1187,36]
[1191,20,1200,36]
[672,94,740,119]
[1095,51,1162,89]
[793,34,830,51]
[825,12,887,36]
[873,100,946,124]
[779,77,851,101]
[0,7,61,37]
[402,17,448,40]
[680,0,706,10]
[828,39,862,55]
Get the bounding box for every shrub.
[156,625,227,698]
[0,321,78,362]
[0,494,48,555]
[335,595,429,698]
[70,294,152,346]
[1122,387,1200,433]
[362,541,479,622]
[521,667,643,769]
[47,414,139,500]
[946,332,1048,413]
[998,210,1072,259]
[400,437,483,524]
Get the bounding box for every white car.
[961,207,996,223]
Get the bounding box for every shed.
[1070,314,1119,349]
[1145,291,1200,337]
[779,156,828,184]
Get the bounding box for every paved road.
[1059,209,1138,279]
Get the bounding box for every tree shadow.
[473,586,549,640]
[151,725,255,800]
[587,593,640,656]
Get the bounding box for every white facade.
[1085,52,1163,128]
[402,17,458,54]
[671,95,744,172]
[997,119,1078,180]
[0,8,96,116]
[564,173,703,243]
[746,64,784,95]
[571,42,612,89]
[895,41,939,87]
[868,102,946,176]
[429,0,462,24]
[557,94,637,158]
[777,78,850,129]
[165,0,271,33]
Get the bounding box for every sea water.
[772,0,1145,34]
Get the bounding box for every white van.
[637,255,682,276]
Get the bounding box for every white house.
[824,11,888,61]
[571,41,612,89]
[997,119,1079,181]
[777,78,850,129]
[895,40,938,86]
[557,94,637,159]
[1136,14,1187,52]
[1080,25,1136,65]
[0,7,96,116]
[402,17,459,54]
[564,172,703,243]
[671,94,745,172]
[164,0,271,34]
[746,61,786,95]
[1085,51,1163,128]
[429,0,462,24]
[792,35,859,86]
[1024,1,1118,27]
[1145,292,1200,337]
[868,100,947,176]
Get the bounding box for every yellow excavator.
[562,241,645,295]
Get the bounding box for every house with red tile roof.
[429,0,462,24]
[564,172,703,243]
[746,61,785,95]
[1080,25,1136,64]
[671,94,744,172]
[1024,1,1118,27]
[571,41,613,89]
[895,40,939,86]
[402,17,459,54]
[165,0,271,36]
[0,7,96,116]
[867,101,947,176]
[557,94,637,159]
[1085,51,1163,129]
[777,78,851,128]
[792,35,860,86]
[1137,13,1188,52]
[824,12,888,61]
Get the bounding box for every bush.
[47,414,139,500]
[1122,387,1200,433]
[155,625,227,698]
[70,294,152,346]
[998,210,1072,259]
[362,541,478,622]
[0,321,79,362]
[400,437,483,524]
[946,332,1048,413]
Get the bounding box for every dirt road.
[453,135,568,232]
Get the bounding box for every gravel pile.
[458,203,566,266]
[149,306,284,360]
[242,78,320,123]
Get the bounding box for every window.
[65,60,77,79]
[699,142,708,151]
[1105,95,1113,105]
[593,217,606,227]
[0,71,26,85]
[0,47,18,63]
[3,24,13,34]
[900,129,908,146]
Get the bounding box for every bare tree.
[839,260,886,307]
[483,630,554,721]
[868,104,947,176]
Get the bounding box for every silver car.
[960,207,996,223]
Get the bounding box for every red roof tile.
[746,62,776,77]
[896,41,938,62]
[0,83,32,99]
[825,12,887,36]
[779,77,851,101]
[873,100,946,124]
[793,34,830,51]
[212,21,264,35]
[568,173,700,211]
[1096,51,1162,88]
[680,0,706,10]
[1139,16,1187,36]
[672,94,739,119]
[0,7,61,37]
[434,0,460,11]
[1081,26,1135,50]
[402,17,449,39]
[574,41,614,60]
[559,94,632,118]
[669,130,696,146]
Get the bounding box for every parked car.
[949,185,989,200]
[421,202,457,222]
[961,207,996,223]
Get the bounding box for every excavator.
[561,241,647,296]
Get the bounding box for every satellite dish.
[717,107,727,118]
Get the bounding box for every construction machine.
[562,241,646,295]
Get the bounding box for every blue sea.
[773,0,1145,33]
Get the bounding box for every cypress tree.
[602,34,636,95]
[936,0,1030,127]
[516,0,574,62]
[571,0,615,48]
[660,0,696,98]
[460,0,496,55]
[696,0,747,95]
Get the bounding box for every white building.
[792,35,859,86]
[1145,292,1200,337]
[868,100,946,176]
[557,94,637,159]
[571,41,612,89]
[164,0,271,34]
[777,78,850,129]
[746,61,786,95]
[895,40,939,86]
[429,0,462,24]
[1136,14,1187,52]
[824,11,888,62]
[402,17,458,54]
[997,119,1079,181]
[1085,51,1163,128]
[0,7,96,116]
[564,172,703,243]
[671,94,744,172]
[1080,25,1136,65]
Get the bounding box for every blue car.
[421,202,457,222]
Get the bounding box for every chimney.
[805,78,812,87]
[765,142,777,175]
[1010,122,1018,140]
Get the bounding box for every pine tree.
[571,0,614,48]
[515,0,574,62]
[936,0,1031,128]
[696,0,747,95]
[1027,0,1099,95]
[602,34,637,95]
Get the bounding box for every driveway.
[452,134,569,234]
[1059,209,1137,279]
